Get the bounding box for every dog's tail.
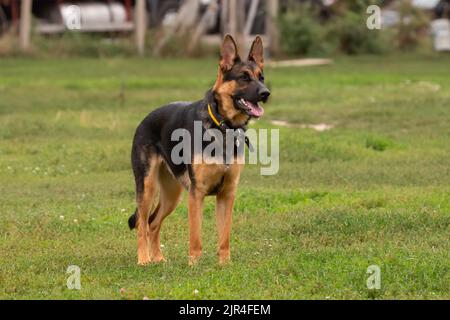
[128,208,138,230]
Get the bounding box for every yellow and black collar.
[206,102,253,151]
[207,104,226,129]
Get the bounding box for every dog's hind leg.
[135,155,161,266]
[147,163,183,263]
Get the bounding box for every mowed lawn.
[0,55,449,300]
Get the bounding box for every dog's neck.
[204,90,249,131]
[203,90,253,152]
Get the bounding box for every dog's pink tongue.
[247,101,265,118]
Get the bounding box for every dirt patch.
[268,59,333,68]
[271,120,334,132]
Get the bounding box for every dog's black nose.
[259,88,271,100]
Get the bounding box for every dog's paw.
[151,255,167,264]
[188,255,201,267]
[218,255,231,266]
[138,259,151,266]
[138,254,151,266]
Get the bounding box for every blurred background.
[1,0,450,57]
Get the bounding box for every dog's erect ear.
[248,36,264,69]
[219,34,240,72]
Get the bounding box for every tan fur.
[216,163,243,264]
[251,66,263,79]
[213,67,224,92]
[215,79,250,127]
[248,35,265,69]
[137,156,161,265]
[177,170,191,190]
[136,153,243,266]
[188,190,204,265]
[212,36,265,128]
[147,164,183,263]
[136,157,183,265]
[189,154,243,265]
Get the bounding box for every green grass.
[0,55,449,299]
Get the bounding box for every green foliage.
[277,0,433,56]
[393,0,431,50]
[278,6,331,56]
[278,1,390,56]
[330,11,389,55]
[366,136,392,151]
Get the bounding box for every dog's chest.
[193,162,230,195]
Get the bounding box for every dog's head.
[213,35,270,127]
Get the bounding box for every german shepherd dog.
[128,35,270,265]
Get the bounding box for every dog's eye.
[259,75,265,82]
[240,73,251,82]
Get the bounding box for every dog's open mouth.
[236,98,265,118]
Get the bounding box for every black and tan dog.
[128,35,270,265]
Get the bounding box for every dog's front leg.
[216,191,236,265]
[188,191,205,265]
[216,163,242,265]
